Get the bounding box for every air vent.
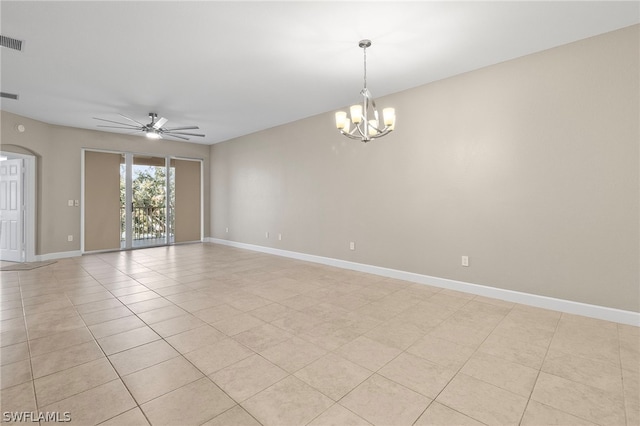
[0,35,23,51]
[0,92,19,100]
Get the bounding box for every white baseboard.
[208,238,639,326]
[35,250,82,261]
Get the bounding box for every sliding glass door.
[123,154,172,249]
[84,150,201,252]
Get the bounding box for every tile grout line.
[616,323,629,426]
[17,269,41,416]
[79,258,206,426]
[80,258,267,426]
[409,296,512,426]
[131,253,272,426]
[80,263,155,425]
[28,258,153,425]
[513,312,623,426]
[515,309,561,426]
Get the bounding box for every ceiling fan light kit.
[335,39,396,143]
[145,129,161,139]
[94,112,205,141]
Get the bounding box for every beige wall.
[211,25,639,312]
[0,111,210,255]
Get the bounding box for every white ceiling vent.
[1,35,24,51]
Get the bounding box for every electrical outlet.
[278,233,282,241]
[74,200,79,207]
[67,235,73,242]
[67,200,73,207]
[225,227,229,233]
[349,241,355,250]
[265,232,269,239]
[462,256,469,267]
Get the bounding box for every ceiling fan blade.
[163,126,199,131]
[153,117,168,129]
[93,117,140,128]
[117,113,146,127]
[162,133,189,140]
[97,125,144,130]
[166,132,205,137]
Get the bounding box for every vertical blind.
[84,151,121,251]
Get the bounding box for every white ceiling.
[1,1,638,145]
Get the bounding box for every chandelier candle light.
[335,39,396,143]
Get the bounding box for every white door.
[0,158,24,262]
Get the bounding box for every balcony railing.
[120,206,167,242]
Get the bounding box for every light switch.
[67,200,74,207]
[74,200,79,207]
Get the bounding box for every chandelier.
[335,39,396,143]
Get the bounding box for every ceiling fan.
[93,112,205,141]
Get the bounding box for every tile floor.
[1,243,638,425]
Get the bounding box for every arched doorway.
[0,150,36,262]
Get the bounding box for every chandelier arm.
[369,128,393,139]
[354,122,368,139]
[370,99,380,123]
[367,112,388,133]
[369,123,386,133]
[363,94,369,137]
[340,130,364,140]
